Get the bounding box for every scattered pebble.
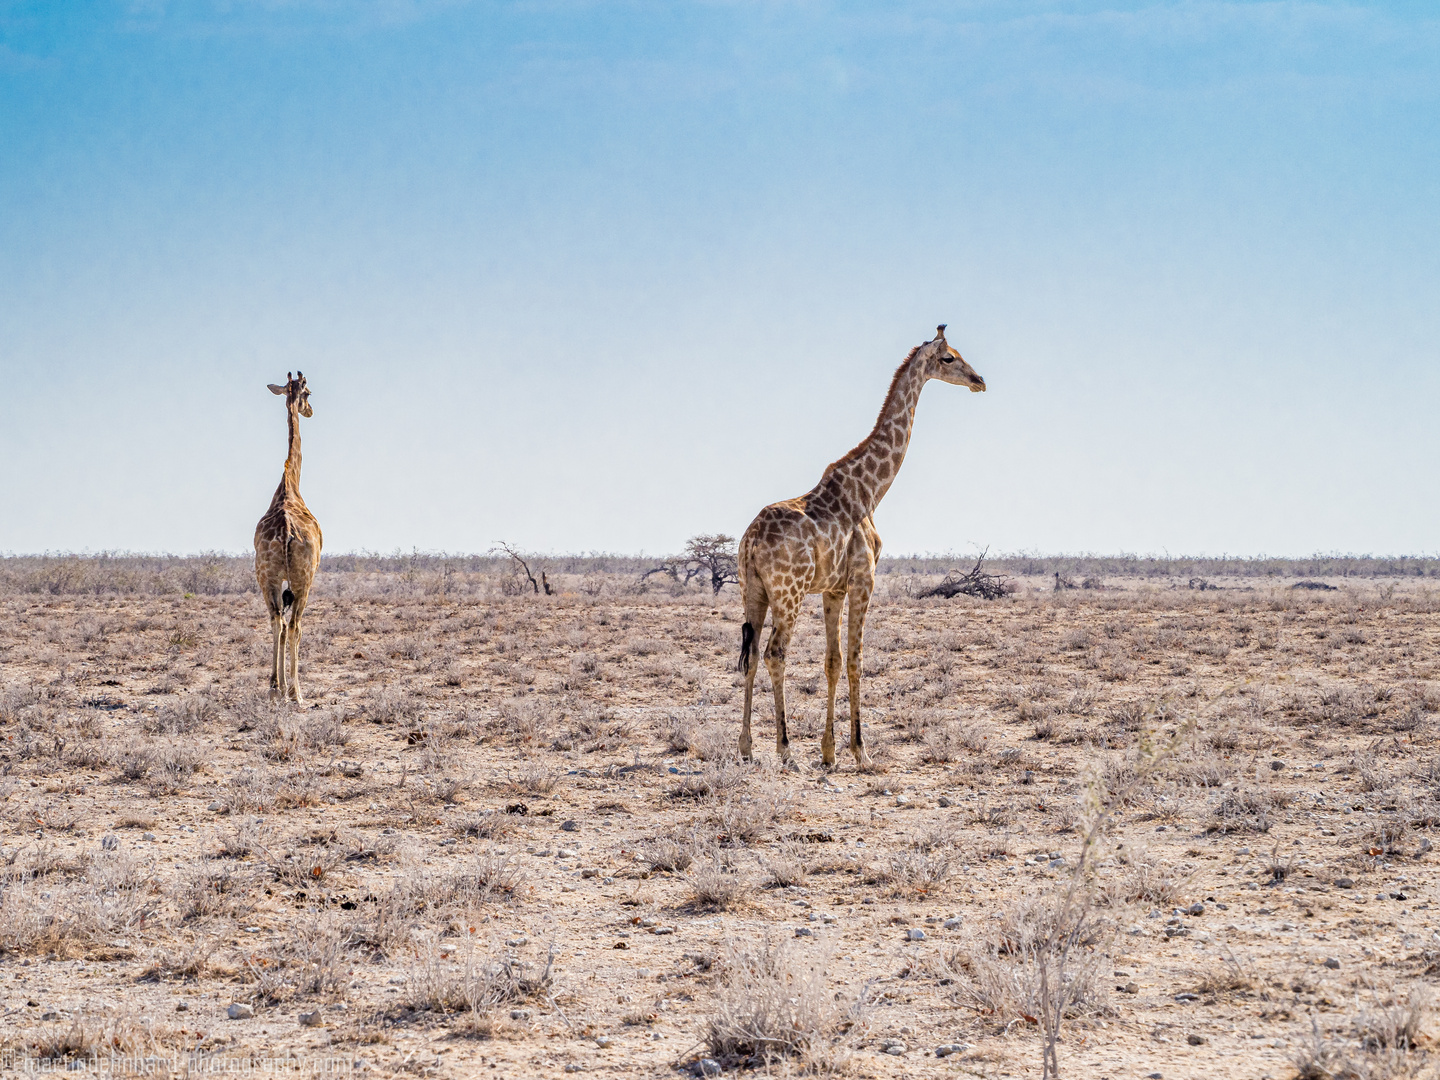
[943,918,962,930]
[207,801,224,812]
[227,1003,254,1020]
[1188,1033,1206,1046]
[595,1037,611,1049]
[937,796,953,808]
[101,835,118,851]
[880,1039,907,1055]
[1187,903,1205,916]
[698,1060,723,1077]
[1334,877,1355,889]
[1325,958,1341,969]
[906,928,926,941]
[1121,982,1139,995]
[935,1043,971,1057]
[298,1011,323,1027]
[507,936,528,947]
[142,832,156,841]
[561,820,580,832]
[510,1009,532,1021]
[895,794,911,807]
[795,927,813,937]
[652,926,675,935]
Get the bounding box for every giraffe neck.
[271,401,302,507]
[816,349,927,522]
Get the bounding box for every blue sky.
[1,1,1436,557]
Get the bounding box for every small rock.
[101,835,118,851]
[1048,858,1066,870]
[935,1043,969,1057]
[652,926,675,935]
[561,820,580,832]
[581,868,600,878]
[298,1011,323,1027]
[895,794,911,806]
[1147,1073,1163,1079]
[943,918,962,930]
[1122,982,1139,994]
[227,1003,254,1020]
[698,1060,723,1077]
[142,832,156,842]
[795,927,813,937]
[907,928,926,942]
[207,801,224,812]
[595,1036,611,1049]
[506,936,528,947]
[1175,992,1200,1003]
[1334,877,1355,889]
[640,916,658,927]
[558,848,577,859]
[937,796,953,808]
[41,1011,59,1021]
[1187,1033,1205,1046]
[1187,903,1205,916]
[1237,847,1251,855]
[175,1002,189,1013]
[339,761,363,777]
[1324,957,1341,970]
[510,1009,532,1021]
[1270,760,1285,771]
[882,1041,906,1056]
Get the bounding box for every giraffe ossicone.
[736,326,986,768]
[254,371,323,704]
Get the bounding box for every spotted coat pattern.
[737,328,986,767]
[254,373,323,703]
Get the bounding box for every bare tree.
[491,543,552,596]
[685,534,739,595]
[643,534,739,595]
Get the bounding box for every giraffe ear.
[268,384,287,396]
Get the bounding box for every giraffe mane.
[824,344,924,473]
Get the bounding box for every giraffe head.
[919,325,985,392]
[267,372,314,417]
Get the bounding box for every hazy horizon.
[3,2,1437,557]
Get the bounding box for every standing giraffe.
[254,372,323,703]
[737,326,985,767]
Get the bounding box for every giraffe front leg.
[821,591,844,768]
[846,584,873,769]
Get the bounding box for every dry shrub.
[404,939,556,1021]
[688,855,748,911]
[763,841,808,888]
[1099,848,1189,907]
[704,936,864,1068]
[643,834,695,873]
[500,762,561,797]
[0,851,152,957]
[920,722,985,763]
[939,894,1110,1026]
[712,782,794,845]
[243,913,351,1003]
[1206,788,1275,834]
[12,1006,167,1061]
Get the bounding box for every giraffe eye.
[940,355,952,364]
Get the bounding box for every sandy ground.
[1,569,1438,1079]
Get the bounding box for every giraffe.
[254,372,323,704]
[736,326,985,767]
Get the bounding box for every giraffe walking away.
[254,372,323,703]
[737,326,986,767]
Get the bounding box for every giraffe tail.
[737,621,755,675]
